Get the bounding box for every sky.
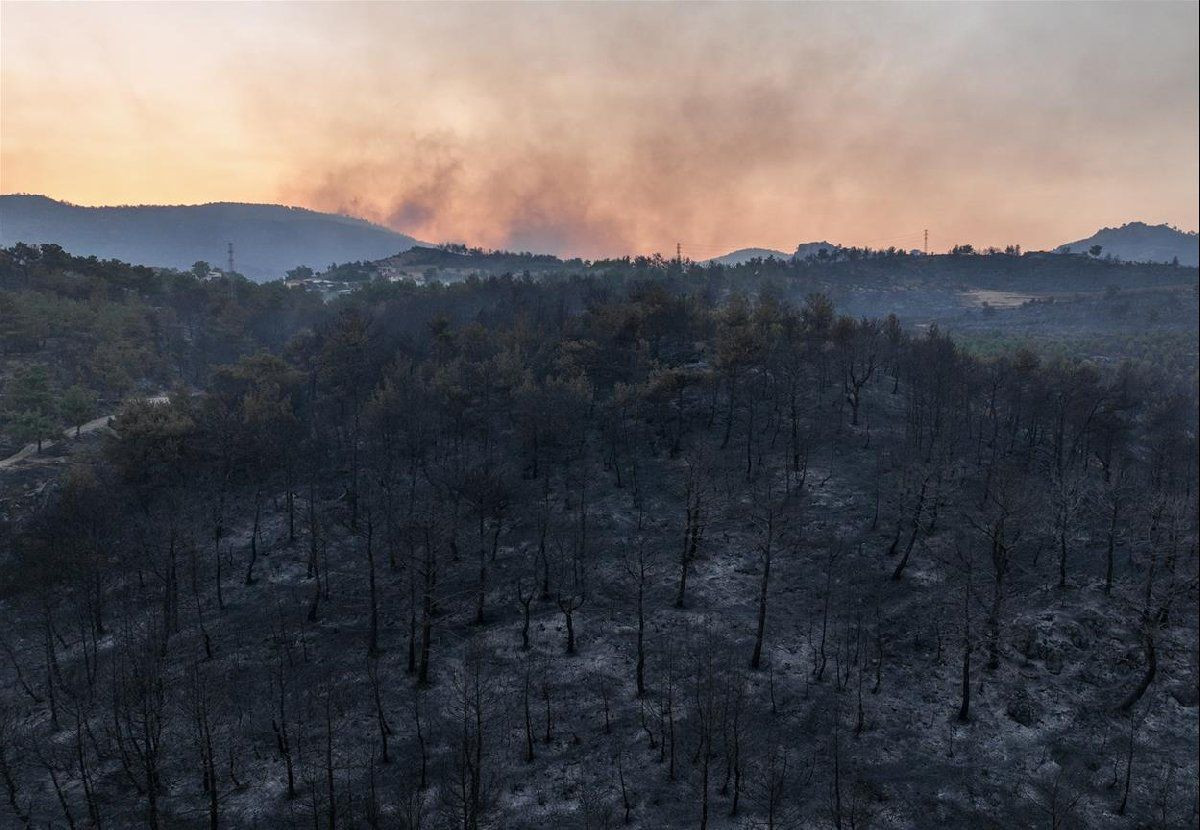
[1,1,1197,258]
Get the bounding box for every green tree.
[4,365,55,414]
[0,295,49,353]
[61,385,96,437]
[4,366,60,450]
[85,344,137,398]
[801,292,834,335]
[104,397,196,487]
[10,409,59,452]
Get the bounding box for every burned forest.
[0,245,1197,829]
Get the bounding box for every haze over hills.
[0,195,422,281]
[707,226,1199,269]
[1055,221,1198,267]
[4,194,1197,278]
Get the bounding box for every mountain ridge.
[0,194,423,280]
[1054,221,1197,266]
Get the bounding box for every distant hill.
[706,242,843,266]
[381,245,566,271]
[705,247,790,266]
[1055,222,1198,267]
[0,195,422,281]
[793,241,839,260]
[373,245,580,283]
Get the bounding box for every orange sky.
[2,1,1197,258]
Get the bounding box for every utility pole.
[227,242,235,276]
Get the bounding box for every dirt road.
[0,394,170,470]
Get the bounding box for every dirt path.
[0,394,170,470]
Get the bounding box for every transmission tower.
[227,242,235,275]
[923,229,928,255]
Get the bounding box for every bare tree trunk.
[1119,634,1156,713]
[1117,716,1136,816]
[1105,497,1120,595]
[244,488,262,585]
[750,511,774,670]
[365,511,379,658]
[958,575,971,723]
[635,574,646,698]
[891,477,927,581]
[324,696,337,830]
[523,670,535,763]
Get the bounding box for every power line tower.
[923,229,928,255]
[227,242,235,276]
[676,242,682,264]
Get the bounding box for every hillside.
[705,242,844,266]
[1055,221,1198,266]
[0,195,422,281]
[377,245,576,279]
[705,247,791,266]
